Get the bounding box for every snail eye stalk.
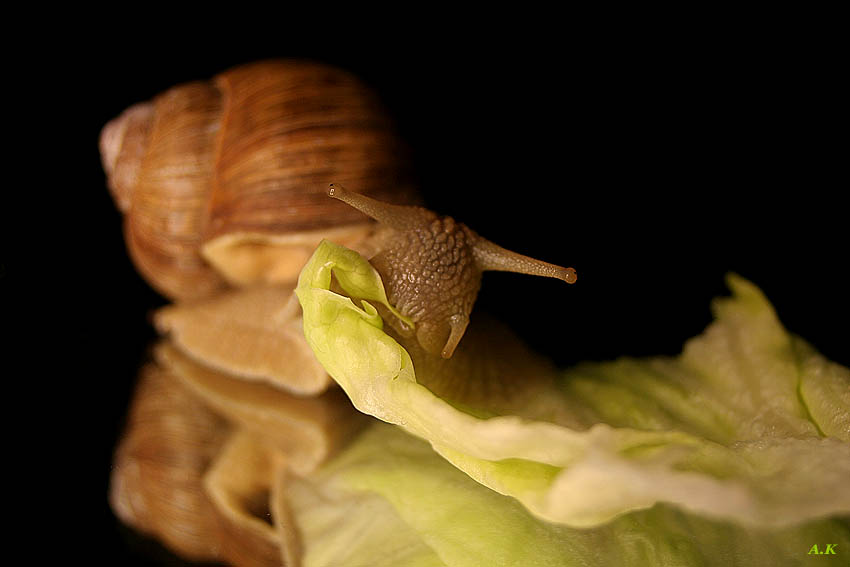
[471,238,577,284]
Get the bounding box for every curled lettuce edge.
[295,239,850,529]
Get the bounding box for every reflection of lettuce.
[295,240,850,562]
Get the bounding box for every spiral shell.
[100,59,418,301]
[111,340,366,565]
[109,361,229,562]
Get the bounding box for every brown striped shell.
[100,59,418,301]
[110,343,366,566]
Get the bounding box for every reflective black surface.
[62,31,846,566]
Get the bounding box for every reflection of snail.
[101,60,576,359]
[102,59,576,565]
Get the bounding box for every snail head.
[327,184,576,359]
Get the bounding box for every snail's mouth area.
[326,271,491,412]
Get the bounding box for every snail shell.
[109,361,229,562]
[112,342,365,565]
[100,59,418,301]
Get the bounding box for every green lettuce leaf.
[286,423,850,567]
[295,240,850,528]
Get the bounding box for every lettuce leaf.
[286,423,850,567]
[295,240,850,528]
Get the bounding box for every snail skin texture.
[327,184,576,358]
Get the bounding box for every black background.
[45,20,846,566]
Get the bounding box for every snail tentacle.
[328,183,434,230]
[472,238,577,284]
[441,313,470,359]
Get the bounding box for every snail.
[101,59,576,360]
[103,59,578,566]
